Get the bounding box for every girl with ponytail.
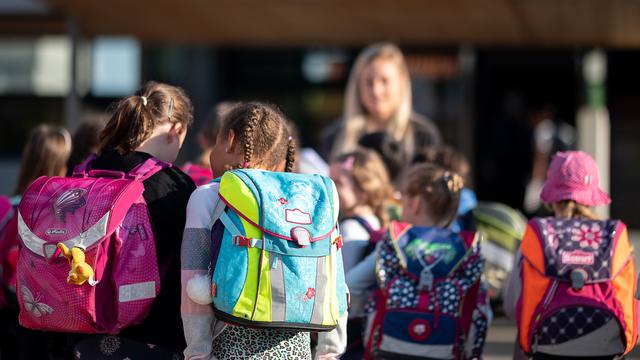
[72,81,196,359]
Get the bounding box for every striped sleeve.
[181,183,224,360]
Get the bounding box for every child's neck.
[404,210,439,228]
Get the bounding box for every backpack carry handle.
[72,154,98,177]
[88,170,127,179]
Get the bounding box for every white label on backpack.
[285,208,312,225]
[560,250,594,265]
[119,282,156,303]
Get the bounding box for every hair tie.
[140,96,148,106]
[288,136,293,141]
[443,171,463,193]
[242,161,250,168]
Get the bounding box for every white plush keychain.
[186,273,214,305]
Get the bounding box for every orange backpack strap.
[518,220,551,353]
[610,222,638,354]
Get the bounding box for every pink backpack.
[16,157,168,333]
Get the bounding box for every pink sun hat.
[540,151,611,207]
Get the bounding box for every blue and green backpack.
[209,169,347,331]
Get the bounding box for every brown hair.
[99,81,193,154]
[404,163,463,227]
[551,200,599,220]
[196,101,236,167]
[413,145,471,186]
[334,148,393,227]
[200,101,236,147]
[67,113,107,173]
[222,102,295,172]
[15,124,72,195]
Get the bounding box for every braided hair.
[222,102,295,172]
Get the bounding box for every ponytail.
[99,96,152,154]
[99,81,193,155]
[404,164,463,228]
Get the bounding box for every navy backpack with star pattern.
[363,221,489,360]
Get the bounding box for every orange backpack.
[517,217,638,357]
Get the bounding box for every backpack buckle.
[233,236,252,247]
[291,227,311,247]
[334,236,343,249]
[419,268,434,292]
[570,268,587,290]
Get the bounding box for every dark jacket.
[90,150,196,349]
[320,112,441,162]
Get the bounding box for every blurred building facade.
[1,0,639,226]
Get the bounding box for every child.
[70,81,196,359]
[357,132,407,186]
[14,124,72,196]
[329,149,391,273]
[348,163,490,359]
[0,124,71,359]
[182,102,349,359]
[412,145,476,232]
[182,102,235,186]
[504,151,637,359]
[325,148,391,358]
[66,112,107,174]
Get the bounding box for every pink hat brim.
[540,184,611,207]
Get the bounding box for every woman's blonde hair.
[15,124,72,195]
[331,43,413,158]
[334,148,393,227]
[550,200,599,220]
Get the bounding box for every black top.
[91,150,195,349]
[319,111,441,163]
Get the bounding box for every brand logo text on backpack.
[46,228,67,235]
[560,250,595,265]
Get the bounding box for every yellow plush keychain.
[57,243,95,286]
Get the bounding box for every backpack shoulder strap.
[345,216,375,237]
[127,158,172,181]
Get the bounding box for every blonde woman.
[322,43,441,167]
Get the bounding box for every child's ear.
[167,123,184,143]
[225,130,237,154]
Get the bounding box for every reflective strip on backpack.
[269,253,286,322]
[310,256,327,324]
[17,210,110,258]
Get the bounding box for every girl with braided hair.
[181,102,343,360]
